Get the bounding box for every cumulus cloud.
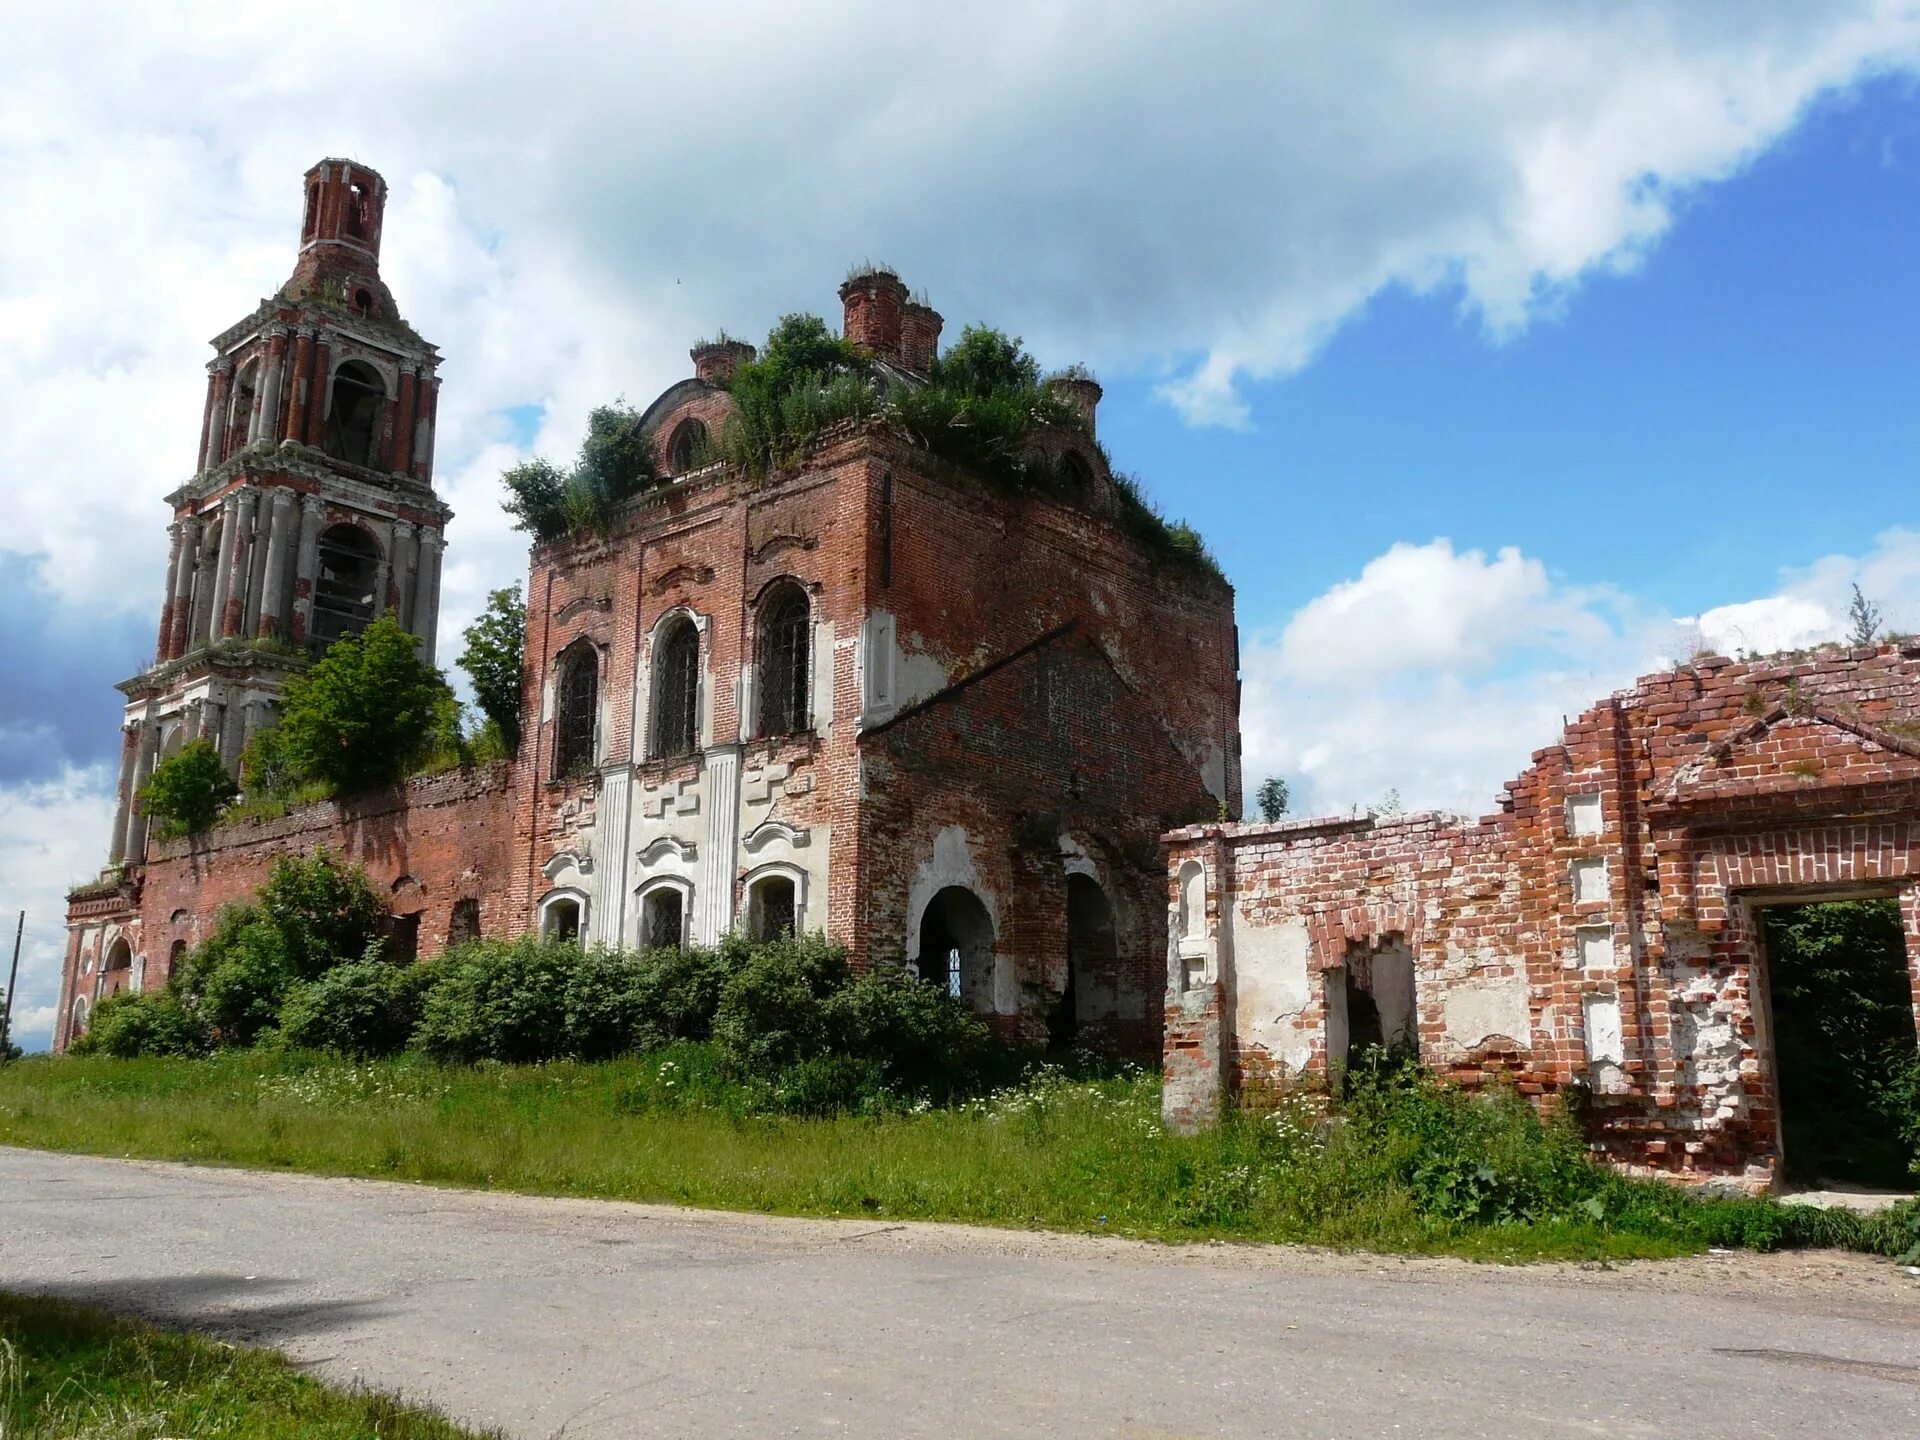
[1243,528,1920,820]
[4,1,1919,633]
[0,767,118,1052]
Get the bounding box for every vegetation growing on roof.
[497,310,1225,580]
[500,401,661,543]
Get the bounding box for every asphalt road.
[3,1147,1917,1439]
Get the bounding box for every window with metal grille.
[653,618,699,757]
[553,644,598,777]
[756,585,810,737]
[643,888,685,950]
[750,876,796,941]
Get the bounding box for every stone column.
[257,328,289,446]
[698,746,742,945]
[370,519,393,620]
[413,374,439,480]
[242,489,275,639]
[284,329,315,442]
[256,488,297,640]
[290,492,326,646]
[390,366,419,473]
[389,520,418,633]
[120,722,160,865]
[305,338,332,448]
[204,497,238,648]
[220,487,260,638]
[155,521,186,662]
[411,526,443,661]
[195,370,219,478]
[107,720,141,865]
[202,361,233,472]
[166,515,201,661]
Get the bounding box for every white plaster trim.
[537,886,590,944]
[743,819,811,854]
[637,835,698,866]
[742,860,810,936]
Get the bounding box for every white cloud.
[1244,528,1920,820]
[3,2,1919,642]
[0,767,118,1052]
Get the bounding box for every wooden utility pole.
[1,911,21,1062]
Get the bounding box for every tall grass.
[4,1048,1914,1263]
[0,1289,487,1439]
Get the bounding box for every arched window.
[228,361,259,452]
[324,360,385,467]
[70,995,90,1039]
[541,893,584,945]
[755,584,810,738]
[1057,874,1117,1051]
[345,182,369,239]
[310,523,380,652]
[915,887,995,1013]
[353,288,375,316]
[667,419,709,474]
[641,885,687,950]
[553,643,599,778]
[652,617,700,758]
[103,937,132,974]
[748,874,796,941]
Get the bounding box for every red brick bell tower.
[109,158,451,868]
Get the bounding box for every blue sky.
[4,5,1920,1050]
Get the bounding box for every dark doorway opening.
[1760,898,1918,1190]
[1054,874,1115,1051]
[916,887,994,1014]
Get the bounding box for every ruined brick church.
[58,159,1242,1059]
[57,161,1920,1193]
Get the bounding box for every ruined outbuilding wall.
[1167,646,1920,1187]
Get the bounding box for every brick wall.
[1168,645,1920,1188]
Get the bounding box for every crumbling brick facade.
[1165,647,1920,1190]
[59,166,1240,1059]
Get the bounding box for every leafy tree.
[930,323,1042,397]
[500,402,661,543]
[1256,775,1290,822]
[266,616,455,794]
[1848,584,1882,647]
[458,585,527,754]
[136,739,237,837]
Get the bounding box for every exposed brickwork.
[1166,646,1920,1189]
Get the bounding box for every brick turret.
[691,338,756,384]
[839,267,907,364]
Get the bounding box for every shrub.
[501,404,660,543]
[279,960,414,1057]
[411,939,576,1063]
[170,850,387,1047]
[562,947,650,1061]
[263,617,455,794]
[629,938,750,1048]
[135,739,237,837]
[824,968,996,1103]
[710,935,850,1077]
[68,991,211,1058]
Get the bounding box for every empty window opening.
[652,618,700,758]
[104,938,132,974]
[1760,898,1918,1191]
[228,362,259,450]
[354,287,374,316]
[667,419,709,474]
[553,643,599,778]
[756,584,811,738]
[916,886,995,1015]
[1330,937,1418,1077]
[447,898,481,947]
[345,181,369,239]
[749,876,796,942]
[542,896,583,945]
[324,360,385,467]
[310,523,380,653]
[1055,874,1117,1050]
[303,183,320,240]
[643,887,686,950]
[1060,451,1094,496]
[387,912,421,967]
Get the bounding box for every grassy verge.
[0,1289,487,1439]
[1,1048,1913,1265]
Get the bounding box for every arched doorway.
[915,887,995,1013]
[1056,874,1116,1050]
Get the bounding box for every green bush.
[630,937,749,1047]
[68,991,211,1058]
[562,947,650,1061]
[824,967,997,1103]
[136,739,237,837]
[501,403,660,543]
[711,935,850,1077]
[411,939,577,1063]
[259,616,457,795]
[170,849,387,1047]
[279,960,414,1057]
